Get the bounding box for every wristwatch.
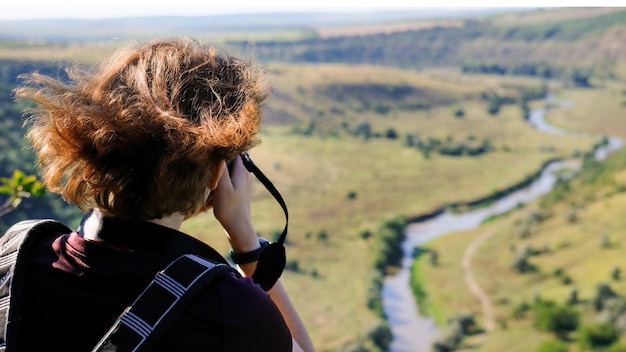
[230,238,270,264]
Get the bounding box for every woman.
[11,37,314,351]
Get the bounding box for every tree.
[577,322,618,351]
[0,170,45,218]
[592,283,617,312]
[533,300,580,339]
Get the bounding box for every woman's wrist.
[237,261,258,277]
[225,221,258,253]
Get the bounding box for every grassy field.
[416,82,626,352]
[543,85,626,139]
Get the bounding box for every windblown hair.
[15,37,267,220]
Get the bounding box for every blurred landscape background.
[2,6,626,352]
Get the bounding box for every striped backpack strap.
[92,254,239,352]
[0,219,70,352]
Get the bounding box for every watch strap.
[230,238,270,264]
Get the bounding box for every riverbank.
[382,97,625,352]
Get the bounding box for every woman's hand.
[212,155,260,254]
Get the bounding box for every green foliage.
[359,229,372,240]
[577,322,619,351]
[371,216,408,271]
[285,259,300,272]
[410,262,428,316]
[431,323,464,352]
[0,60,81,232]
[431,312,478,352]
[316,230,329,241]
[407,134,494,158]
[512,301,531,319]
[366,272,384,317]
[446,312,477,335]
[511,246,537,273]
[592,283,618,312]
[340,320,392,352]
[566,288,579,306]
[0,170,45,218]
[532,300,580,339]
[366,321,392,351]
[612,266,621,281]
[463,62,560,79]
[429,250,439,266]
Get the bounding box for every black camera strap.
[240,152,288,291]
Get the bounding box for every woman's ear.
[208,160,226,190]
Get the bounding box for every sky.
[0,1,614,21]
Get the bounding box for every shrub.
[341,321,391,352]
[533,300,579,339]
[429,250,439,266]
[431,323,463,352]
[612,266,621,281]
[366,272,384,317]
[446,312,477,335]
[317,230,329,241]
[367,321,392,351]
[561,275,573,285]
[513,301,531,319]
[511,248,537,273]
[577,322,619,351]
[385,128,398,139]
[359,229,372,240]
[285,259,300,272]
[566,288,579,306]
[592,283,617,312]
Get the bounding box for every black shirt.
[16,210,292,351]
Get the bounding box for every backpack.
[0,219,238,352]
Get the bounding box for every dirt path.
[461,230,497,334]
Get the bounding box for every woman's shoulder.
[198,272,293,350]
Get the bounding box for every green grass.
[544,83,626,138]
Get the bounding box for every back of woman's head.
[16,37,267,220]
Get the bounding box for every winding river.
[381,104,625,352]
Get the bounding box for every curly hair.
[15,38,268,220]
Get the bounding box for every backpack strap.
[92,254,239,352]
[0,219,71,352]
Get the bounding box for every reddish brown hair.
[15,38,267,220]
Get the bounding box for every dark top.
[16,209,292,351]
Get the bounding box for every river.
[381,105,625,352]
